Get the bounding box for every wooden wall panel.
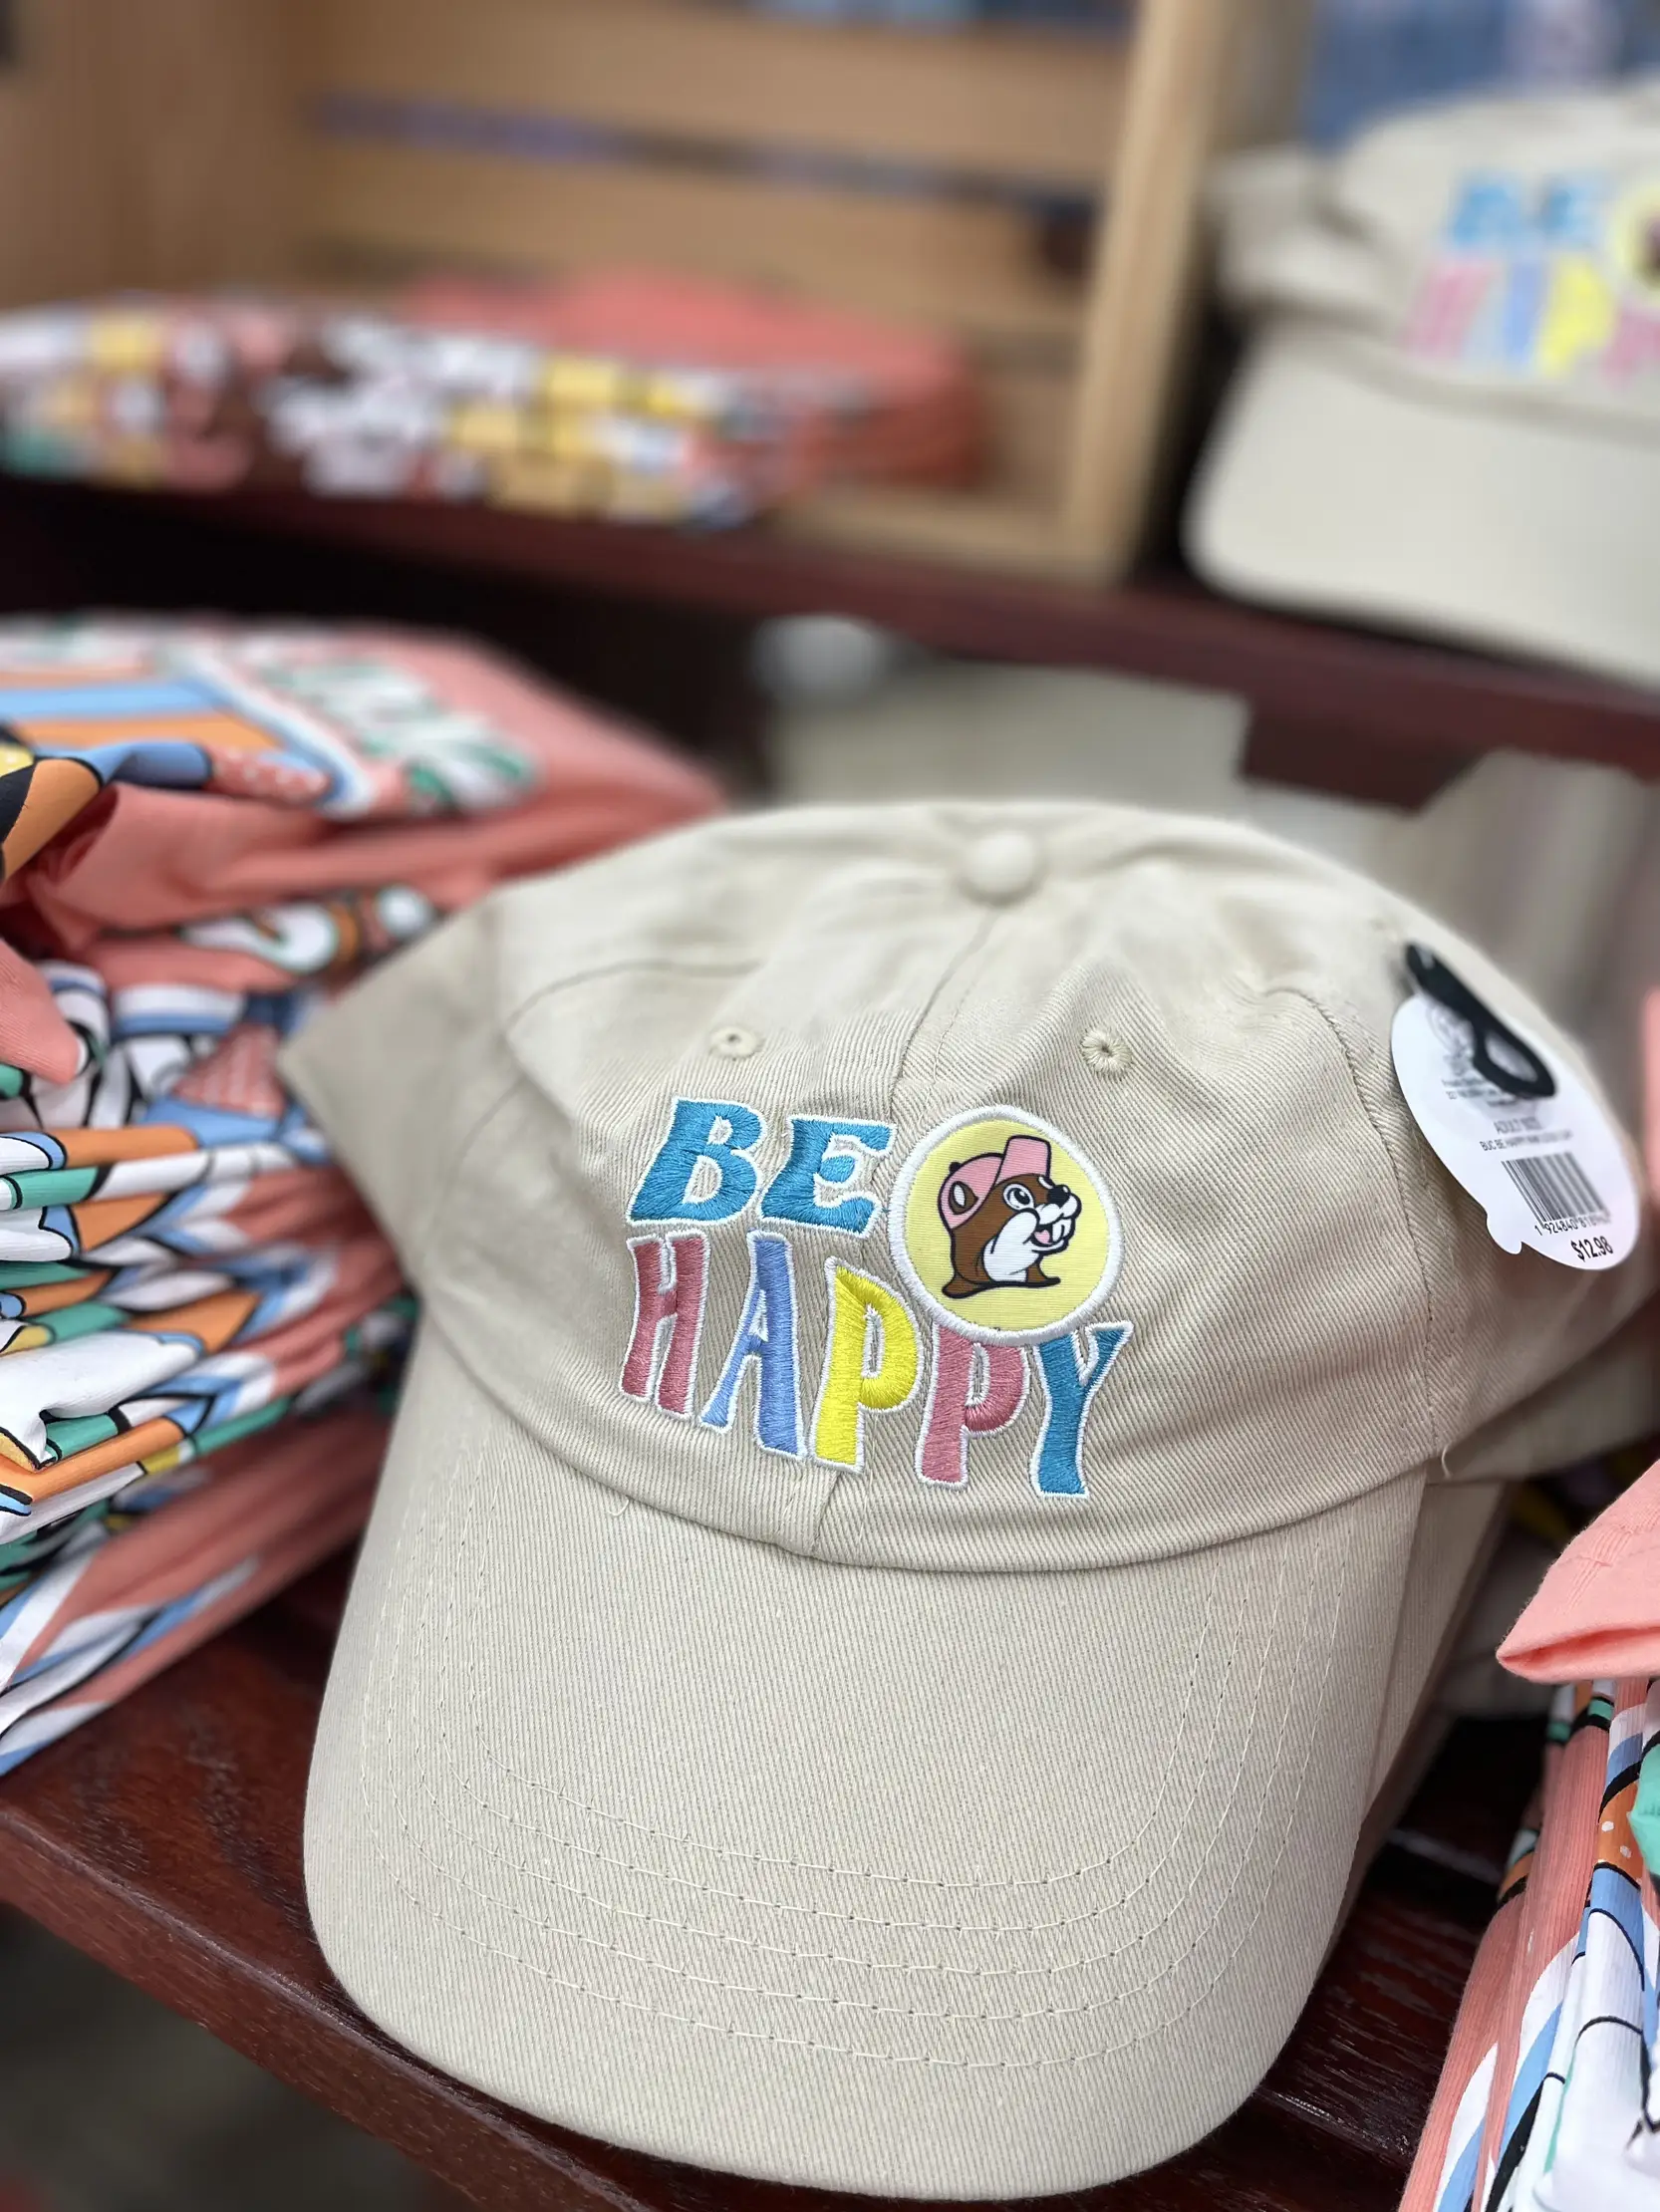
[305,0,1127,190]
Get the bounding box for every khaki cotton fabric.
[285,802,1658,2196]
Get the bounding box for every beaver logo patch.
[890,1108,1121,1345]
[939,1133,1080,1297]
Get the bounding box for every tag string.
[1405,945,1557,1101]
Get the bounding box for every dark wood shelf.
[1,477,1656,806]
[0,1548,1538,2212]
[120,488,1660,788]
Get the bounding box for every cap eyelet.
[1081,1027,1131,1077]
[709,1022,760,1060]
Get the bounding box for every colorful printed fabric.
[0,611,715,1777]
[0,616,717,1544]
[0,620,717,938]
[1402,1679,1660,2211]
[0,275,979,525]
[0,1282,411,1520]
[1403,1753,1545,2212]
[0,1404,387,1774]
[0,950,406,1518]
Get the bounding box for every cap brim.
[307,1322,1424,2199]
[1186,324,1660,693]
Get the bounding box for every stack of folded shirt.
[0,1408,389,1776]
[1404,1020,1660,2212]
[0,617,719,1770]
[1403,1598,1660,2209]
[0,271,982,524]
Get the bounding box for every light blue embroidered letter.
[700,1234,802,1455]
[1030,1324,1133,1498]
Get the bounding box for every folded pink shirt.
[1499,1471,1660,1681]
[1500,996,1660,1685]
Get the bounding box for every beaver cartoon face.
[936,1133,1082,1299]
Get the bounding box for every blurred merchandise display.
[0,274,980,526]
[0,617,719,1770]
[1187,80,1660,690]
[741,1,1126,22]
[1303,0,1660,142]
[734,0,1658,143]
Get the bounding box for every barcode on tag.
[1499,1150,1607,1229]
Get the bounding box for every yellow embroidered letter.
[1538,255,1614,378]
[813,1262,920,1469]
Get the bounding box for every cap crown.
[1218,81,1660,431]
[287,803,1652,1574]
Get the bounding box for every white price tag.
[1392,975,1639,1272]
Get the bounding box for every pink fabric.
[405,268,966,397]
[1474,1693,1612,2199]
[9,633,718,955]
[1500,1464,1660,1682]
[1495,996,1660,1683]
[0,939,82,1083]
[5,1406,387,1717]
[401,272,983,489]
[1399,1828,1529,2212]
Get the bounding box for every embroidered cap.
[1187,81,1660,689]
[282,801,1657,2199]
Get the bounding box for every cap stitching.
[358,1450,1338,2022]
[365,1385,1342,1976]
[449,1547,1238,1905]
[502,955,759,1037]
[413,1521,1308,1975]
[1267,982,1441,1464]
[344,1458,1346,2063]
[809,906,996,1561]
[430,1479,1274,1937]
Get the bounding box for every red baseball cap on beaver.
[936,1131,1054,1230]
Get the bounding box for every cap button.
[957,828,1043,906]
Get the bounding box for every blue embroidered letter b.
[630,1099,764,1224]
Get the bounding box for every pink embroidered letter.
[917,1325,1026,1486]
[621,1234,708,1415]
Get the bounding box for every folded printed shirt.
[0,620,719,1012]
[1403,1678,1660,2212]
[0,1402,388,1774]
[0,617,719,1539]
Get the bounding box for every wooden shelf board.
[0,477,1655,789]
[116,485,1660,783]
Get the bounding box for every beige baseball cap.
[1187,81,1660,689]
[282,802,1657,2199]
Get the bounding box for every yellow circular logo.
[1609,176,1660,299]
[888,1107,1121,1344]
